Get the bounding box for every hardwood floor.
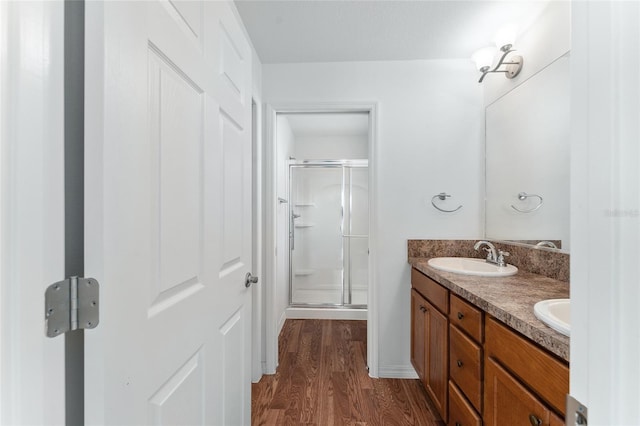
[252,319,445,426]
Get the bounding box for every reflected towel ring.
[511,192,543,213]
[431,192,463,213]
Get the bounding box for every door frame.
[264,102,379,376]
[251,96,264,382]
[570,1,640,422]
[0,2,66,424]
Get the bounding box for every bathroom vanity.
[409,256,569,425]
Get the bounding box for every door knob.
[245,273,259,288]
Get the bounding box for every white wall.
[295,135,367,159]
[264,60,484,375]
[275,115,295,331]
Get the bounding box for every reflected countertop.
[409,257,570,362]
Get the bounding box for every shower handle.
[290,212,301,251]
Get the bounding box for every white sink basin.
[534,299,570,337]
[427,257,518,277]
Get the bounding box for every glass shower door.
[345,166,368,306]
[289,163,368,307]
[290,166,344,305]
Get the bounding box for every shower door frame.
[288,160,368,309]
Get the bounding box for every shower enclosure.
[289,160,369,308]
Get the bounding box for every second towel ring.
[431,192,463,213]
[511,192,543,213]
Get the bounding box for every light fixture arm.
[478,48,524,83]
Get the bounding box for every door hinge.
[566,395,588,425]
[45,276,99,337]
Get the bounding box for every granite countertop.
[409,257,570,362]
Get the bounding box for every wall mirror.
[485,55,570,252]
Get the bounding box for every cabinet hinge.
[45,276,99,337]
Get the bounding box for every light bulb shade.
[472,47,496,71]
[494,24,518,50]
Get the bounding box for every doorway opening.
[265,104,378,377]
[278,112,369,319]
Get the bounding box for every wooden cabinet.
[410,268,569,425]
[484,357,557,426]
[448,381,482,426]
[449,325,482,411]
[450,294,483,342]
[427,303,449,418]
[448,294,484,423]
[411,272,449,421]
[411,289,426,381]
[484,317,569,425]
[484,317,569,417]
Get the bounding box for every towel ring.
[511,192,543,213]
[431,192,463,213]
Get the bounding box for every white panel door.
[84,1,253,424]
[0,2,65,425]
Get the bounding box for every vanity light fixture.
[472,25,524,83]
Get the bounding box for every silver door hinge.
[45,276,99,337]
[566,395,588,425]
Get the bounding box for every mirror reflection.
[485,55,570,251]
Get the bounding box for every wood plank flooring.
[252,319,445,426]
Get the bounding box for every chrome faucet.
[474,240,510,267]
[535,240,558,249]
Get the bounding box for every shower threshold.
[286,306,367,321]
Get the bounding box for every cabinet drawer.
[448,381,481,426]
[450,324,482,412]
[411,268,448,314]
[485,317,569,415]
[450,294,483,343]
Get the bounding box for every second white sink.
[427,257,518,277]
[534,299,570,336]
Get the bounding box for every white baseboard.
[260,361,275,376]
[377,365,419,379]
[286,307,367,320]
[277,311,287,336]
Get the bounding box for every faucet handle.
[496,250,510,266]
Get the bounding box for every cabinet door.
[426,301,449,421]
[411,289,426,382]
[484,357,553,426]
[549,411,565,426]
[449,380,481,426]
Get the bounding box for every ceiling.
[234,0,551,64]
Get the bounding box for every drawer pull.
[456,360,463,368]
[455,423,462,426]
[457,312,464,320]
[420,306,427,313]
[529,414,542,426]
